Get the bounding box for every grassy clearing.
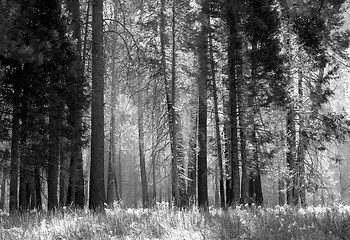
[0,204,350,239]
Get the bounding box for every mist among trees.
[1,0,350,213]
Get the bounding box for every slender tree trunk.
[249,38,264,206]
[197,0,209,209]
[239,99,248,205]
[187,114,197,205]
[226,0,240,206]
[35,168,42,209]
[238,41,248,205]
[298,73,306,207]
[0,168,6,210]
[107,39,120,204]
[107,142,115,204]
[151,80,159,203]
[223,119,232,205]
[118,148,122,199]
[10,86,20,213]
[209,29,225,208]
[286,107,296,205]
[170,0,180,207]
[59,146,70,206]
[89,0,105,210]
[133,155,137,207]
[151,128,156,204]
[48,99,60,211]
[252,131,263,205]
[138,87,149,208]
[278,123,286,205]
[19,168,29,210]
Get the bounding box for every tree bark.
[197,0,209,209]
[138,87,149,208]
[170,0,181,207]
[187,114,197,205]
[66,0,85,208]
[226,0,240,206]
[209,29,225,208]
[89,0,105,211]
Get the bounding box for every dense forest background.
[1,0,350,212]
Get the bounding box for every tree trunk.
[197,0,209,209]
[48,94,60,211]
[239,98,248,205]
[107,144,115,205]
[89,0,105,211]
[298,73,306,207]
[286,107,296,205]
[238,41,248,205]
[107,36,120,204]
[278,123,286,205]
[59,146,70,206]
[223,120,232,205]
[0,168,6,210]
[10,86,20,213]
[118,148,122,199]
[187,114,197,205]
[133,155,137,207]
[35,168,42,209]
[138,88,149,208]
[209,29,225,208]
[66,0,85,209]
[226,0,240,206]
[170,0,180,207]
[151,79,159,204]
[47,103,60,210]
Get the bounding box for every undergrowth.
[0,203,349,239]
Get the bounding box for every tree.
[197,0,209,208]
[65,0,86,208]
[225,0,241,206]
[209,25,225,208]
[89,0,105,210]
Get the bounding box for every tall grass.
[0,203,349,239]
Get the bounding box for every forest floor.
[0,203,349,239]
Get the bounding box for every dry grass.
[0,203,349,239]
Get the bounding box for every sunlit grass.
[0,203,350,239]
